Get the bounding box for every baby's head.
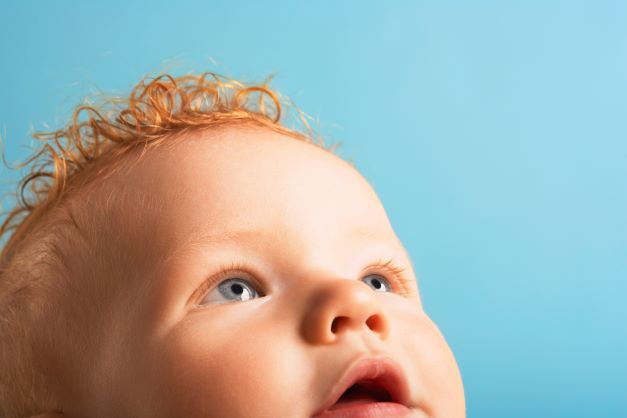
[0,74,465,417]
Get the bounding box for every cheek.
[397,310,465,418]
[143,311,310,418]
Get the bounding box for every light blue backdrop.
[1,1,625,417]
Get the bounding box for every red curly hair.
[0,72,337,417]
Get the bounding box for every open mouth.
[328,379,393,410]
[312,355,412,417]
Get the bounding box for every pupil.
[372,278,381,289]
[232,283,244,295]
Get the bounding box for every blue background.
[1,1,626,417]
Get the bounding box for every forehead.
[118,128,394,238]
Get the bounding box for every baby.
[0,74,465,418]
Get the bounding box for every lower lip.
[314,402,415,418]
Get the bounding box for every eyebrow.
[178,226,393,252]
[183,227,265,247]
[162,225,414,277]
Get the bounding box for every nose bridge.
[301,278,391,345]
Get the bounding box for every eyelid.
[363,257,412,296]
[191,261,263,307]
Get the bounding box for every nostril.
[365,314,384,331]
[331,315,387,335]
[331,316,349,333]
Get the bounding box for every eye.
[199,276,260,305]
[362,274,393,292]
[362,257,412,296]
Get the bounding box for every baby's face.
[72,127,464,417]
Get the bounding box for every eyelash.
[367,257,412,295]
[195,257,412,304]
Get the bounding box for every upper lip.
[313,354,411,416]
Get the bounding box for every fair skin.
[34,126,465,417]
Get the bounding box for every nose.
[302,278,391,344]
